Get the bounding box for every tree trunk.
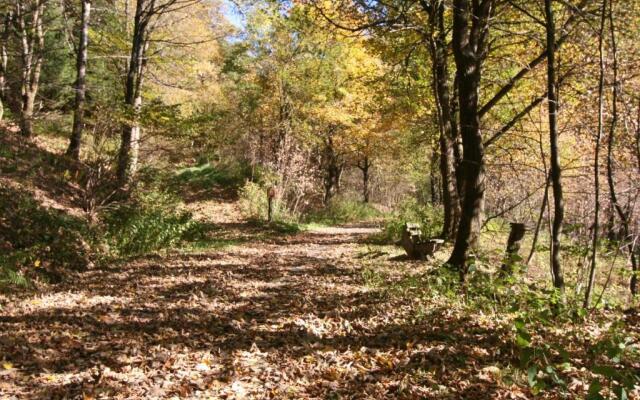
[66,0,91,159]
[446,0,493,276]
[545,0,565,292]
[585,0,608,309]
[427,1,461,241]
[322,136,341,205]
[501,223,526,275]
[16,0,46,138]
[358,156,371,203]
[604,1,637,297]
[117,0,151,187]
[0,11,12,122]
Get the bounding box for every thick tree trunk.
[585,0,607,309]
[446,0,493,275]
[66,0,91,159]
[16,1,45,138]
[545,0,565,291]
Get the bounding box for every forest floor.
[1,132,638,399]
[0,193,530,399]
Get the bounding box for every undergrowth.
[305,197,382,225]
[361,262,640,399]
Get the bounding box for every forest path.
[1,189,517,400]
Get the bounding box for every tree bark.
[425,0,461,241]
[604,0,637,296]
[584,0,607,309]
[545,0,565,292]
[446,0,493,275]
[0,11,12,122]
[117,0,152,187]
[15,0,46,138]
[357,156,371,203]
[66,0,92,159]
[322,136,342,205]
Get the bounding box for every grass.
[305,197,383,225]
[173,162,247,191]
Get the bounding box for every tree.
[585,0,608,308]
[66,0,92,160]
[0,9,12,122]
[13,0,46,138]
[446,0,494,275]
[544,0,565,292]
[116,0,201,187]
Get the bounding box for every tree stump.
[267,186,276,222]
[501,222,526,274]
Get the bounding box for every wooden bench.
[400,223,444,260]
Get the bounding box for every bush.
[102,190,203,257]
[173,162,248,191]
[0,186,93,287]
[382,199,443,242]
[306,197,382,225]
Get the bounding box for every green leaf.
[586,380,604,400]
[527,366,537,387]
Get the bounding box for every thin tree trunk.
[604,0,637,296]
[117,0,151,186]
[66,0,91,159]
[585,0,608,309]
[426,0,461,240]
[0,11,12,122]
[15,0,45,138]
[545,0,565,291]
[358,156,371,203]
[447,0,493,276]
[527,174,550,266]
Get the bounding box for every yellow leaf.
[34,260,41,268]
[2,362,13,370]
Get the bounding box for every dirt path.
[1,219,520,399]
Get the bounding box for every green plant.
[102,190,204,256]
[382,199,443,242]
[173,162,248,191]
[0,186,94,287]
[306,197,382,225]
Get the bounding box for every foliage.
[306,197,382,225]
[381,199,443,242]
[0,186,93,287]
[101,190,204,257]
[173,162,248,191]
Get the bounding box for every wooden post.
[501,222,526,275]
[267,186,276,222]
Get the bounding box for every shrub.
[382,199,443,242]
[237,180,295,222]
[306,197,382,225]
[101,190,202,257]
[173,162,248,191]
[0,186,93,286]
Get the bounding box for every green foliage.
[102,190,204,257]
[173,162,247,191]
[0,186,93,287]
[238,180,270,221]
[382,199,443,242]
[306,197,382,225]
